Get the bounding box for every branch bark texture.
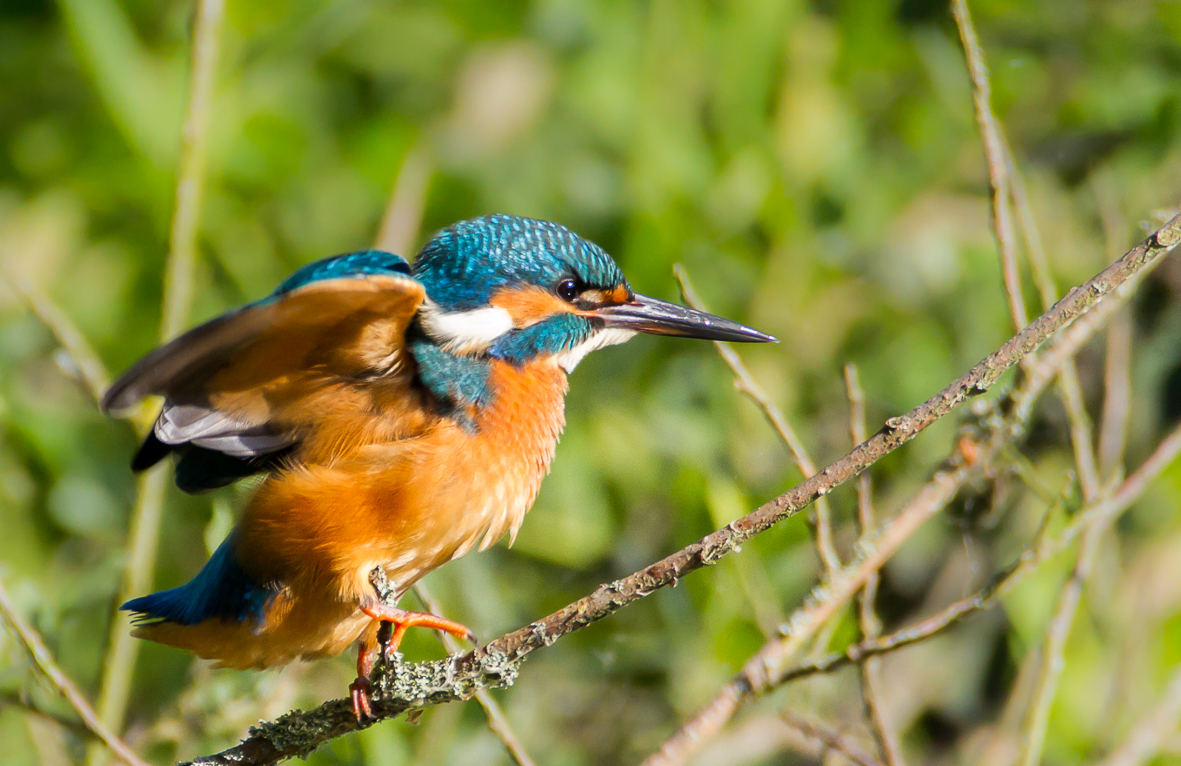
[183,212,1181,766]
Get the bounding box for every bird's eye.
[556,278,580,302]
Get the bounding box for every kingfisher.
[102,214,774,720]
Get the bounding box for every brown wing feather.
[102,274,425,460]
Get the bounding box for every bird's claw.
[350,676,375,723]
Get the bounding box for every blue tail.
[121,534,275,625]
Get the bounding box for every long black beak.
[596,294,777,343]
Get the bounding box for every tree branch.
[375,139,434,258]
[0,578,150,766]
[92,1,225,760]
[780,711,884,766]
[411,582,536,766]
[641,214,1181,766]
[953,0,1028,332]
[675,264,841,575]
[954,0,1102,503]
[186,213,1181,765]
[1019,196,1138,766]
[770,419,1179,686]
[1098,663,1181,766]
[2,273,109,405]
[845,365,906,766]
[646,417,1181,766]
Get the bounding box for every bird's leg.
[376,619,395,665]
[360,601,478,647]
[349,636,380,722]
[348,599,477,721]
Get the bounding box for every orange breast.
[205,356,570,667]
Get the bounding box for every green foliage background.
[2,0,1181,764]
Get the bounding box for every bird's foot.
[360,603,478,648]
[349,675,375,723]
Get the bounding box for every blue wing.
[273,249,412,293]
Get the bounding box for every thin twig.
[954,0,1102,503]
[675,264,841,576]
[1096,185,1133,483]
[780,711,884,766]
[412,582,536,766]
[646,418,1181,766]
[1099,313,1132,482]
[186,213,1181,766]
[1019,271,1138,766]
[2,274,109,405]
[845,365,905,766]
[158,0,223,343]
[1005,153,1106,503]
[0,578,150,766]
[375,140,434,257]
[643,466,973,766]
[752,425,1180,687]
[1006,145,1054,314]
[953,0,1028,332]
[1012,178,1103,502]
[1018,523,1098,766]
[0,689,93,738]
[844,365,874,541]
[1098,664,1181,766]
[92,0,225,754]
[639,218,1181,766]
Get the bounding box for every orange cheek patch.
[607,284,631,304]
[490,285,575,328]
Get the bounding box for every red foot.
[348,604,476,722]
[350,676,374,722]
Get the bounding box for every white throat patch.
[418,299,515,355]
[555,328,637,373]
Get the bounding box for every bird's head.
[411,214,774,372]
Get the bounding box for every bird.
[102,214,775,720]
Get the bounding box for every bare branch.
[643,465,973,766]
[375,140,434,257]
[676,265,840,574]
[780,711,884,766]
[748,423,1179,688]
[1019,536,1092,766]
[0,578,150,766]
[1096,185,1134,483]
[1100,318,1132,483]
[844,365,905,766]
[648,418,1181,766]
[157,0,223,343]
[187,214,1181,765]
[955,0,1102,503]
[92,0,225,757]
[640,218,1181,766]
[952,0,1028,331]
[1020,196,1136,766]
[2,274,109,405]
[1003,146,1105,502]
[843,365,874,536]
[412,582,536,766]
[1098,664,1181,766]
